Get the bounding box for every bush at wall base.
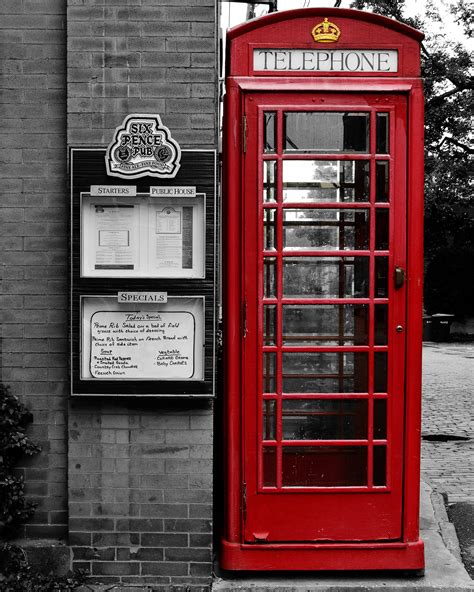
[0,385,87,589]
[0,544,86,592]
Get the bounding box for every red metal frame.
[222,8,424,571]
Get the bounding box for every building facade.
[1,0,218,587]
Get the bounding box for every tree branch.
[426,79,474,109]
[439,136,474,154]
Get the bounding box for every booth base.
[220,538,425,572]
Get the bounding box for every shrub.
[0,384,41,538]
[0,544,85,592]
[0,385,87,589]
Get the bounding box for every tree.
[351,0,474,317]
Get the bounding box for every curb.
[430,488,463,564]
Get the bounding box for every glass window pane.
[263,400,276,440]
[283,160,369,202]
[263,160,276,203]
[264,112,276,153]
[263,447,276,486]
[282,446,367,486]
[264,257,276,298]
[282,399,368,440]
[283,304,368,346]
[376,113,389,154]
[375,304,388,345]
[374,399,387,439]
[374,352,388,393]
[373,445,387,486]
[375,161,389,202]
[264,209,276,251]
[283,209,369,251]
[263,352,276,393]
[283,257,369,298]
[375,257,388,298]
[284,112,369,153]
[282,352,368,393]
[375,209,389,250]
[263,305,277,346]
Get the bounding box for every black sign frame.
[70,148,217,397]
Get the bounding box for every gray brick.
[141,533,188,547]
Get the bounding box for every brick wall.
[0,0,68,539]
[1,0,217,586]
[67,0,217,149]
[66,0,217,587]
[68,402,213,587]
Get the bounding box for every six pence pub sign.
[106,113,181,179]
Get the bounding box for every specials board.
[90,310,195,379]
[81,296,204,382]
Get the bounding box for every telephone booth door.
[242,93,406,543]
[222,8,425,572]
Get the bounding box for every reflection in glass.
[264,305,277,346]
[282,399,368,440]
[375,257,388,298]
[264,112,276,153]
[282,352,368,393]
[283,257,369,298]
[264,209,276,251]
[283,209,369,251]
[374,352,388,392]
[375,209,389,250]
[263,447,276,486]
[376,161,389,202]
[376,113,390,154]
[263,352,276,393]
[283,160,369,202]
[282,304,368,346]
[284,112,369,153]
[374,399,387,439]
[264,257,276,298]
[263,400,276,440]
[282,446,367,486]
[375,304,388,345]
[263,160,277,202]
[373,445,387,486]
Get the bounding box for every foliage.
[0,544,86,592]
[0,386,87,588]
[0,384,41,538]
[351,0,474,317]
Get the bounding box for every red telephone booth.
[222,8,424,571]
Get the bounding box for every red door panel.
[242,93,407,542]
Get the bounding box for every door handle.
[394,267,405,289]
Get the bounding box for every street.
[422,341,474,578]
[421,342,474,503]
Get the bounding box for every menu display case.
[70,147,216,397]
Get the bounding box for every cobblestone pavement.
[421,342,474,503]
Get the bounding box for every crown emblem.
[311,18,341,43]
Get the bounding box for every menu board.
[81,296,204,381]
[81,193,204,278]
